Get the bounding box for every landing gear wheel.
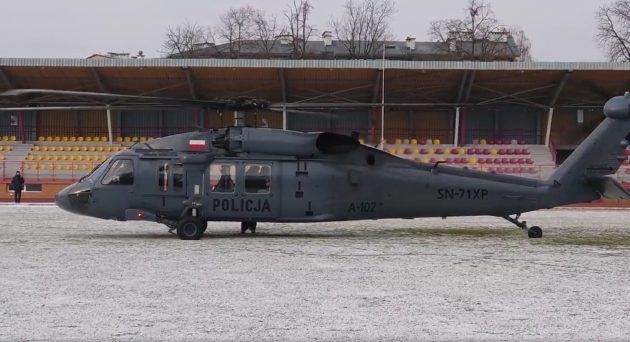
[177,216,205,240]
[528,226,543,239]
[240,222,257,234]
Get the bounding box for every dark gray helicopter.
[3,89,630,239]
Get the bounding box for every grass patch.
[545,236,630,248]
[390,227,518,238]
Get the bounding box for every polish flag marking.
[189,139,206,150]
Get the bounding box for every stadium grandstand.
[1,57,630,202]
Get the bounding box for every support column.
[282,106,287,130]
[545,107,554,147]
[106,105,113,146]
[454,107,460,147]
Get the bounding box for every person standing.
[11,171,25,204]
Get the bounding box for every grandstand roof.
[1,58,629,109]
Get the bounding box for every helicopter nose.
[55,186,74,213]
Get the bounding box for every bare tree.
[428,0,522,61]
[331,0,396,58]
[596,0,630,62]
[510,26,532,61]
[216,6,256,58]
[162,21,212,58]
[253,10,280,58]
[284,0,316,59]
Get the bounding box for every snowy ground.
[0,206,629,341]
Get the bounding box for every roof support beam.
[474,84,552,108]
[581,80,611,100]
[0,67,16,89]
[462,70,476,103]
[90,67,108,92]
[372,70,383,103]
[183,67,197,100]
[455,70,469,103]
[549,70,572,107]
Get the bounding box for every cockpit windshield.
[79,159,111,183]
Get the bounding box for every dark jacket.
[11,174,25,191]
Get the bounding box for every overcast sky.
[0,0,614,61]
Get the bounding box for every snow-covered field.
[0,206,629,341]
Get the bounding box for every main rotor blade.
[0,89,269,110]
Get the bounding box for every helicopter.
[2,89,630,240]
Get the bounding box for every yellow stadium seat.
[468,157,478,164]
[96,146,104,152]
[0,155,4,161]
[92,156,101,162]
[394,138,402,145]
[147,137,154,141]
[62,136,69,142]
[68,155,75,161]
[59,155,67,161]
[433,139,441,145]
[63,165,71,171]
[77,137,84,142]
[85,137,93,142]
[411,149,420,154]
[32,145,40,151]
[81,165,91,171]
[72,165,80,171]
[41,146,49,152]
[22,164,30,170]
[64,146,72,152]
[80,146,88,152]
[490,149,498,155]
[427,149,435,155]
[46,164,54,171]
[38,136,45,141]
[27,155,34,161]
[55,164,63,171]
[101,137,108,142]
[9,136,16,141]
[458,148,466,155]
[0,146,4,152]
[53,136,60,142]
[123,137,131,143]
[410,139,418,145]
[132,137,139,142]
[52,156,60,161]
[479,139,487,145]
[115,137,123,143]
[100,155,107,161]
[420,157,430,163]
[1,136,7,141]
[73,146,80,152]
[88,146,96,152]
[140,137,147,142]
[35,155,43,161]
[46,136,53,142]
[69,136,77,142]
[76,156,83,161]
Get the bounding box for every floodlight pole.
[380,44,396,149]
[106,105,113,146]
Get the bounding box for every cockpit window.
[101,159,134,185]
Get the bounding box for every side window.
[173,164,184,192]
[101,159,134,185]
[158,163,169,191]
[210,163,236,193]
[245,164,271,194]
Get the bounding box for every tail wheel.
[177,216,205,240]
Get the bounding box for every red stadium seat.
[517,158,526,164]
[429,158,437,163]
[483,149,491,155]
[624,159,630,166]
[404,148,413,155]
[509,158,518,164]
[506,149,515,155]
[625,149,630,156]
[518,140,527,145]
[467,148,475,155]
[420,149,428,154]
[526,159,534,164]
[478,158,486,164]
[445,158,453,164]
[498,149,506,155]
[501,158,510,164]
[435,149,444,155]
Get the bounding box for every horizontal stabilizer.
[588,176,630,199]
